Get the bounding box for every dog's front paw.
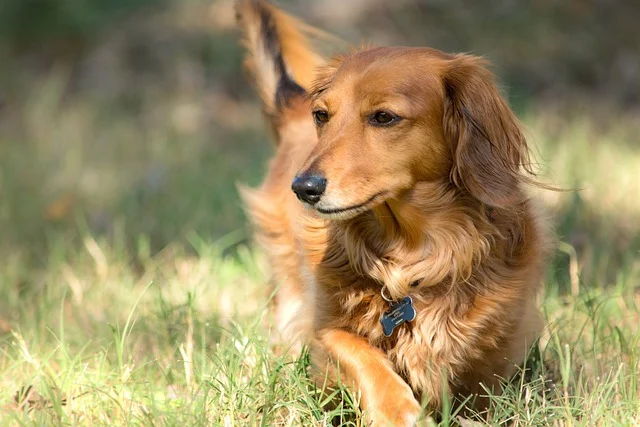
[366,384,422,427]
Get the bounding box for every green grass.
[0,229,638,425]
[1,108,639,425]
[0,3,639,424]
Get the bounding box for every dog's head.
[291,47,532,219]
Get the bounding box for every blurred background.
[1,0,639,315]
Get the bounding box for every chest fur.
[323,283,516,396]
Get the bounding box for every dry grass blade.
[11,385,90,413]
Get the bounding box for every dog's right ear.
[235,0,323,138]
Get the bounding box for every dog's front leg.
[313,328,422,427]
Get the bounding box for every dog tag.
[380,296,416,337]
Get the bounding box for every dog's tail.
[235,0,323,125]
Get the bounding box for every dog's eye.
[312,109,329,126]
[369,111,400,126]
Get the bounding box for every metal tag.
[380,296,416,337]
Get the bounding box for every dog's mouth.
[314,191,388,220]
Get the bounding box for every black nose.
[291,174,327,205]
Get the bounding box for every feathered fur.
[236,2,552,425]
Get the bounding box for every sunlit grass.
[1,20,639,425]
[0,226,638,425]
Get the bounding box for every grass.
[2,234,635,426]
[1,108,639,425]
[0,2,639,425]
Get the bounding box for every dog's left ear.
[443,55,531,208]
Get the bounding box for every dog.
[235,0,551,424]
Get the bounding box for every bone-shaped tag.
[380,296,416,337]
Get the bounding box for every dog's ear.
[236,0,324,140]
[443,55,532,208]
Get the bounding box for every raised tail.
[235,0,323,125]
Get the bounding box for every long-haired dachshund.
[235,0,551,424]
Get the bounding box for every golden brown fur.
[236,1,551,424]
